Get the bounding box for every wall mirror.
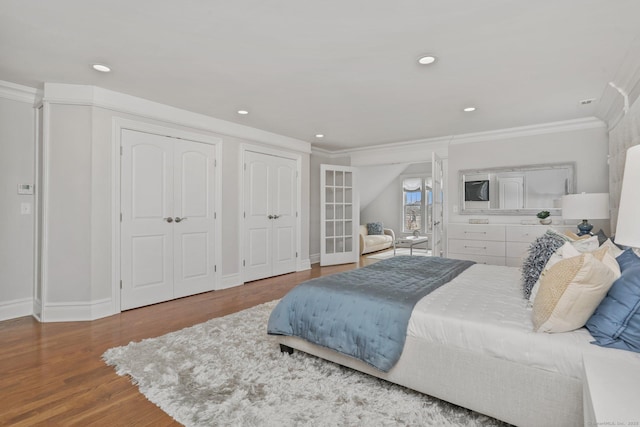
[459,162,576,215]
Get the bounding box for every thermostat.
[17,184,34,195]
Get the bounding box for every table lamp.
[561,192,610,236]
[615,145,640,248]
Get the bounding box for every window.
[402,177,433,234]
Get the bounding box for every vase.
[539,218,552,225]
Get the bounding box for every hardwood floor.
[0,259,375,426]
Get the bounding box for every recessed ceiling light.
[417,55,437,65]
[315,134,324,138]
[463,107,477,112]
[92,64,111,73]
[237,110,249,115]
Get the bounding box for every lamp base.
[577,219,593,236]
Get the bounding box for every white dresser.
[447,223,572,266]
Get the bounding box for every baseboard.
[220,273,242,290]
[41,298,114,322]
[309,253,321,265]
[0,297,33,321]
[297,259,312,271]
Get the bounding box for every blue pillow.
[617,249,640,272]
[586,265,640,353]
[367,222,384,235]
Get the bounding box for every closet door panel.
[121,130,174,310]
[173,141,216,298]
[243,152,274,282]
[272,157,297,276]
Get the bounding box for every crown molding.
[448,117,606,145]
[0,80,39,104]
[312,117,605,161]
[42,83,311,154]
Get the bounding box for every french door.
[120,129,217,310]
[243,150,298,282]
[320,165,359,266]
[431,152,444,257]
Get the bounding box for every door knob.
[268,215,274,219]
[273,214,280,219]
[164,217,174,223]
[175,217,187,223]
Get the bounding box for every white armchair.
[359,225,395,255]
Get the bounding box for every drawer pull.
[464,245,487,249]
[464,231,487,234]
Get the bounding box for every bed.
[268,255,640,427]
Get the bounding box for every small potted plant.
[537,210,552,225]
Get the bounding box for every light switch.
[20,203,31,215]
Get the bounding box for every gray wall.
[0,97,35,319]
[448,125,611,233]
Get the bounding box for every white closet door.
[243,151,298,282]
[173,141,216,298]
[121,130,174,310]
[271,155,298,276]
[320,165,359,266]
[244,151,274,282]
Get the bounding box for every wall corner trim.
[298,259,312,271]
[221,274,242,290]
[41,298,114,322]
[0,297,33,321]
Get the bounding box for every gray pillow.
[521,231,566,298]
[595,229,609,246]
[367,222,384,235]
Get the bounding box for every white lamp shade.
[561,193,610,220]
[615,145,640,247]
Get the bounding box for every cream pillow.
[532,253,616,333]
[600,238,624,258]
[570,235,600,252]
[527,243,619,303]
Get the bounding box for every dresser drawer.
[448,224,505,241]
[448,239,506,257]
[505,225,547,243]
[448,253,506,266]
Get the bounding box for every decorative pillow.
[521,231,566,299]
[600,238,624,258]
[616,249,640,272]
[564,230,591,241]
[586,265,640,353]
[569,235,600,252]
[366,222,384,236]
[595,229,609,246]
[532,253,616,333]
[529,242,575,303]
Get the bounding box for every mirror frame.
[458,162,576,215]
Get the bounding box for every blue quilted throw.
[268,256,474,372]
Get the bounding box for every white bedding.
[408,263,640,379]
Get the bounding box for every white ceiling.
[2,1,640,151]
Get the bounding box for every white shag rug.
[103,301,507,427]
[367,247,432,260]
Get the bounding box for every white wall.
[0,96,35,320]
[448,124,611,233]
[360,162,432,238]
